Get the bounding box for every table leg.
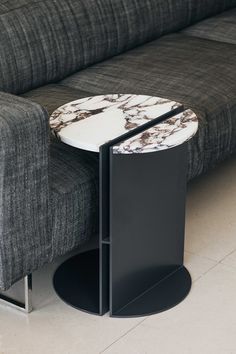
[109,143,191,317]
[53,142,191,317]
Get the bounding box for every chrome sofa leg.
[0,274,33,313]
[24,274,33,313]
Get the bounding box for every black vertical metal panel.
[109,143,190,316]
[99,145,110,315]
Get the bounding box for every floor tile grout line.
[100,318,147,353]
[191,262,220,284]
[133,264,223,334]
[184,249,219,263]
[218,262,236,271]
[100,258,221,353]
[219,248,236,264]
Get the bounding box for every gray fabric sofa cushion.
[60,33,236,181]
[0,92,50,290]
[0,85,99,290]
[0,0,236,94]
[49,140,99,260]
[0,85,98,290]
[182,8,236,45]
[22,84,92,116]
[21,84,99,276]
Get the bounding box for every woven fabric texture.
[0,93,50,290]
[183,8,236,45]
[61,33,236,180]
[0,0,235,94]
[1,1,236,290]
[49,140,99,260]
[22,84,92,115]
[0,86,99,290]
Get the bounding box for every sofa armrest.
[0,92,50,290]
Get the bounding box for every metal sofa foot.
[0,275,33,313]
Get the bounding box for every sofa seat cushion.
[182,8,236,45]
[21,84,92,116]
[21,84,99,256]
[60,33,236,180]
[49,141,99,258]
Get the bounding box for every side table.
[50,94,198,317]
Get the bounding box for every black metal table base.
[53,249,191,317]
[112,266,191,318]
[53,250,100,315]
[53,113,193,318]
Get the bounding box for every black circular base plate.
[53,249,100,315]
[111,265,192,318]
[53,249,192,317]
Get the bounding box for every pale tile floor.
[1,155,236,354]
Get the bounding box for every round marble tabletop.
[50,94,198,153]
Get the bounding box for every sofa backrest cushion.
[0,0,236,94]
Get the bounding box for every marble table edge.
[112,109,198,154]
[49,94,198,154]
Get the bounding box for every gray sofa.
[0,0,236,292]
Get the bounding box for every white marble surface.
[113,109,198,154]
[50,94,181,152]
